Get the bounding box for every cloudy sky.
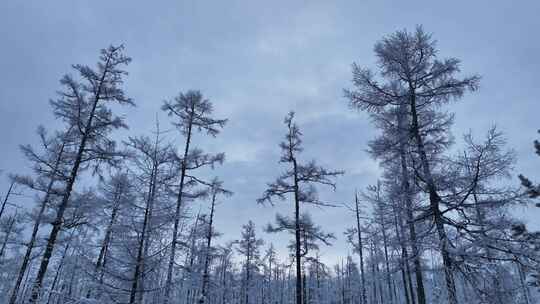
[1,0,539,263]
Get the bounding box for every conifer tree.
[259,112,342,304]
[519,130,540,202]
[27,45,134,303]
[162,90,227,303]
[345,26,479,304]
[236,220,264,304]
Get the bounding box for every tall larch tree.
[161,90,227,303]
[8,126,74,304]
[258,111,343,304]
[345,26,479,304]
[27,45,134,303]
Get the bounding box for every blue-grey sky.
[1,0,539,264]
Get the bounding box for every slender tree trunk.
[395,203,417,304]
[46,257,65,304]
[220,256,226,304]
[97,234,112,299]
[129,204,149,304]
[393,209,411,304]
[517,261,531,304]
[376,256,384,304]
[67,256,78,298]
[27,54,112,304]
[95,205,117,288]
[354,193,367,304]
[245,248,251,304]
[267,255,273,304]
[471,183,506,303]
[199,190,217,304]
[293,158,302,304]
[184,214,201,304]
[164,110,194,303]
[129,164,158,304]
[405,260,416,304]
[27,133,85,303]
[302,265,307,304]
[280,268,285,304]
[0,213,16,259]
[9,140,66,304]
[370,244,377,304]
[20,259,33,302]
[340,261,345,304]
[315,258,321,304]
[377,193,393,304]
[0,181,15,222]
[86,186,122,299]
[409,88,457,304]
[46,230,74,304]
[397,104,426,304]
[400,261,412,304]
[138,190,155,304]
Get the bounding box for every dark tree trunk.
[293,158,302,304]
[28,54,112,304]
[0,181,15,222]
[409,88,457,304]
[393,209,411,304]
[46,230,74,304]
[199,190,217,304]
[378,196,393,304]
[87,187,121,299]
[129,165,157,304]
[9,141,66,304]
[354,193,368,304]
[164,107,194,303]
[0,213,16,259]
[397,105,426,304]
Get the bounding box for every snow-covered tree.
[27,44,134,304]
[199,179,232,304]
[258,111,343,304]
[161,90,227,303]
[345,26,479,304]
[236,221,264,304]
[519,129,540,202]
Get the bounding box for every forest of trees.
[0,26,539,304]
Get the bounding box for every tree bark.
[27,52,112,304]
[517,261,531,304]
[293,158,302,304]
[164,104,194,303]
[397,104,426,304]
[377,190,394,304]
[46,229,74,304]
[393,208,411,304]
[0,181,15,222]
[354,193,368,304]
[408,87,457,304]
[129,163,157,304]
[9,140,66,304]
[199,190,217,304]
[0,213,16,259]
[86,183,122,299]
